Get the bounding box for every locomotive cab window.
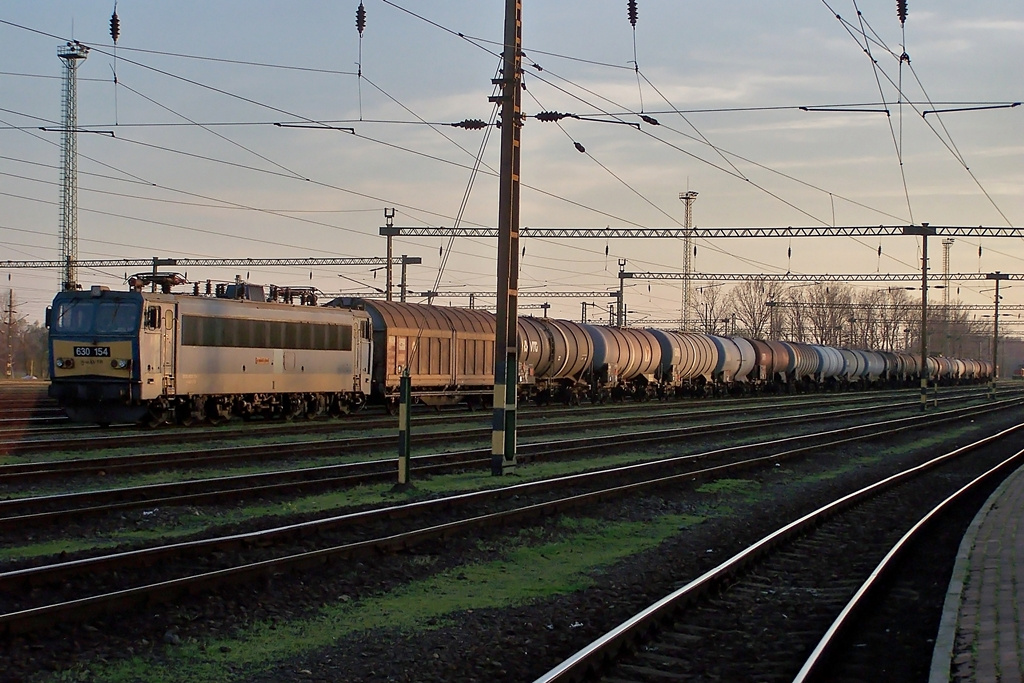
[53,299,140,334]
[145,306,160,330]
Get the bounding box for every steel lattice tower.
[678,191,698,330]
[942,238,955,308]
[58,41,89,291]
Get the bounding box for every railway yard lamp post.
[904,223,936,410]
[616,260,627,327]
[986,271,1008,399]
[381,208,397,302]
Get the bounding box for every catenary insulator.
[452,119,490,130]
[356,2,366,34]
[896,0,908,25]
[110,9,120,43]
[574,141,586,153]
[627,0,638,27]
[640,114,659,125]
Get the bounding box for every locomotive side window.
[269,321,285,348]
[299,325,314,350]
[181,315,354,351]
[234,318,251,347]
[145,306,160,330]
[285,323,300,349]
[252,320,270,347]
[182,316,201,345]
[338,324,352,351]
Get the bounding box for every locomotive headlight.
[56,358,74,369]
[111,358,131,369]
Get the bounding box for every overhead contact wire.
[850,0,915,225]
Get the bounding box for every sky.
[1,0,1021,324]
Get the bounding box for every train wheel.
[144,400,170,428]
[176,397,203,427]
[206,399,232,426]
[283,396,304,421]
[307,394,327,419]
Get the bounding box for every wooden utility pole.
[490,0,522,476]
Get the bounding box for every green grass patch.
[44,513,703,683]
[696,478,762,501]
[0,449,666,563]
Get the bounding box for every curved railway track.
[1,394,1020,639]
[534,425,1024,683]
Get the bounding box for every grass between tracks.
[4,414,967,564]
[27,420,985,681]
[36,446,904,683]
[43,513,702,683]
[0,448,666,563]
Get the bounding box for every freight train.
[47,284,993,426]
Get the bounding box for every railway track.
[533,423,1024,682]
[0,385,999,454]
[0,391,997,531]
[1,393,1019,638]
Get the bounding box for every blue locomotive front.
[48,286,147,424]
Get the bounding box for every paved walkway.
[931,465,1024,682]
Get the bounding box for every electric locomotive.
[48,283,372,425]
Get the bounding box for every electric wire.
[4,12,1019,315]
[849,0,915,225]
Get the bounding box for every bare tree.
[727,279,784,339]
[692,283,727,334]
[801,283,854,345]
[780,286,809,342]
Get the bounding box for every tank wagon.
[517,316,592,404]
[48,287,995,425]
